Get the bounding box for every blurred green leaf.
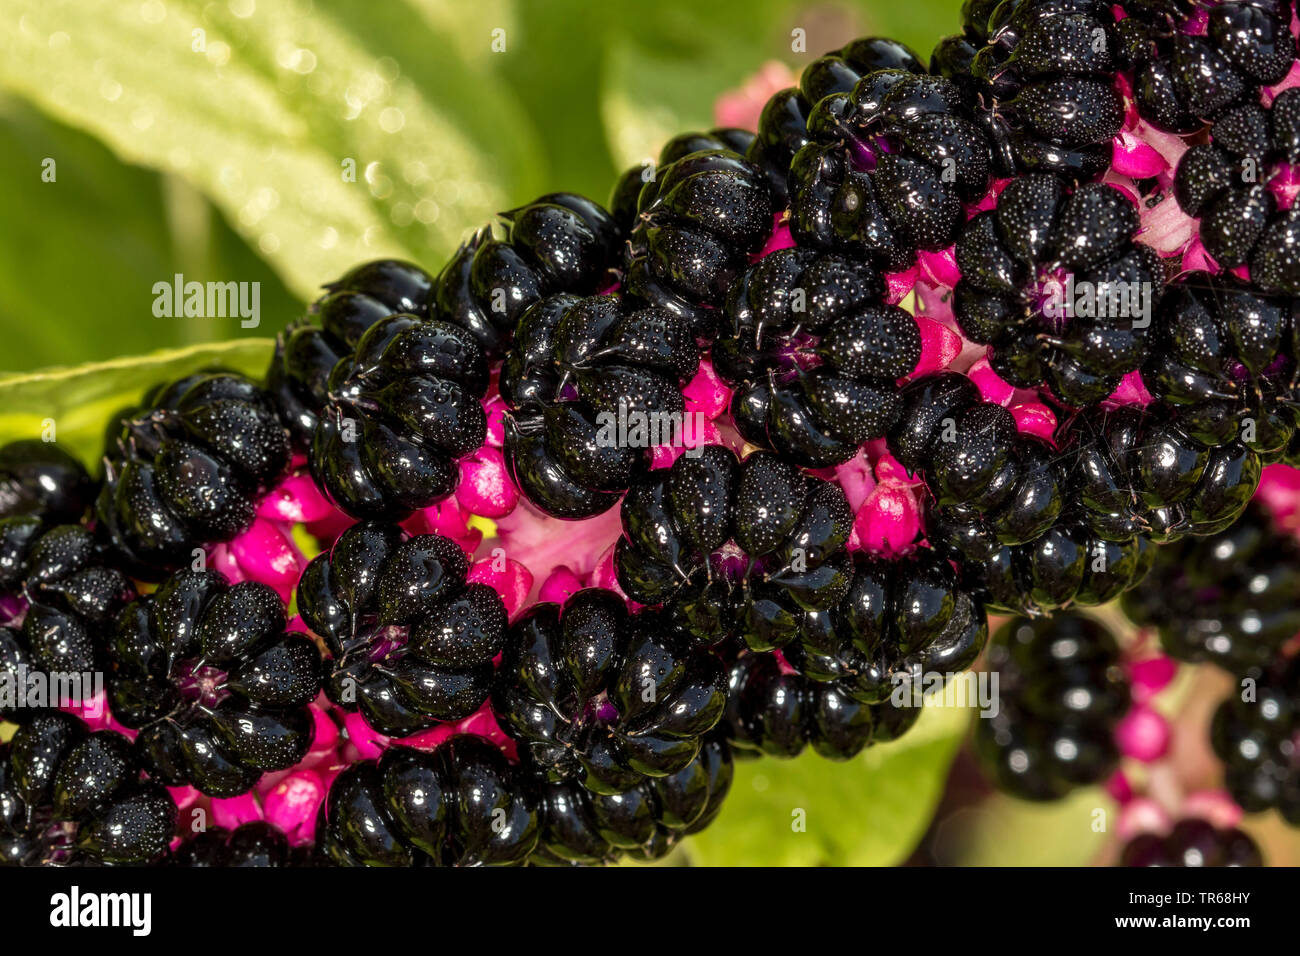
[685,704,970,866]
[0,96,299,372]
[0,0,543,301]
[0,338,274,465]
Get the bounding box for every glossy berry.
[975,614,1129,801]
[0,440,95,523]
[1122,502,1300,675]
[722,650,920,761]
[1122,818,1263,867]
[790,67,988,269]
[1173,92,1300,294]
[784,547,989,706]
[624,149,775,336]
[1057,402,1263,543]
[953,175,1160,406]
[500,293,699,519]
[110,569,322,797]
[171,822,310,867]
[431,194,620,357]
[266,260,428,445]
[531,735,733,864]
[97,372,291,576]
[309,312,489,521]
[1143,273,1299,460]
[492,589,727,793]
[298,523,502,737]
[316,735,538,866]
[713,247,920,467]
[615,446,855,651]
[1,714,175,866]
[1210,653,1300,825]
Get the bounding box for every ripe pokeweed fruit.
[530,735,733,864]
[0,440,95,524]
[953,174,1161,406]
[975,614,1129,801]
[1143,273,1300,460]
[1056,401,1263,542]
[1120,0,1293,133]
[500,292,699,519]
[431,193,621,357]
[308,311,489,521]
[1,713,176,866]
[110,569,322,798]
[1122,818,1263,867]
[316,735,539,866]
[1173,91,1300,293]
[266,260,427,446]
[297,522,503,738]
[713,247,920,467]
[783,547,989,705]
[941,0,1125,179]
[624,149,775,336]
[789,67,989,269]
[0,522,135,719]
[492,588,727,793]
[96,372,291,577]
[721,650,921,761]
[614,446,855,651]
[1121,502,1300,676]
[1210,653,1300,825]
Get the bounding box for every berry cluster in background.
[2,0,1300,868]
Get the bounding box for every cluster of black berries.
[722,650,918,761]
[1123,502,1300,674]
[719,545,987,762]
[621,143,776,336]
[789,66,990,269]
[713,247,921,467]
[1121,818,1263,867]
[1175,91,1300,293]
[500,293,699,518]
[97,372,291,576]
[954,175,1162,406]
[11,0,1300,870]
[2,713,175,865]
[110,569,322,798]
[1124,505,1300,825]
[890,374,1155,615]
[298,522,505,737]
[614,446,854,650]
[0,521,135,711]
[1145,273,1300,461]
[975,614,1130,800]
[933,0,1124,179]
[1210,653,1300,824]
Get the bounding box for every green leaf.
[0,96,299,372]
[0,0,544,301]
[684,703,969,866]
[0,338,274,465]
